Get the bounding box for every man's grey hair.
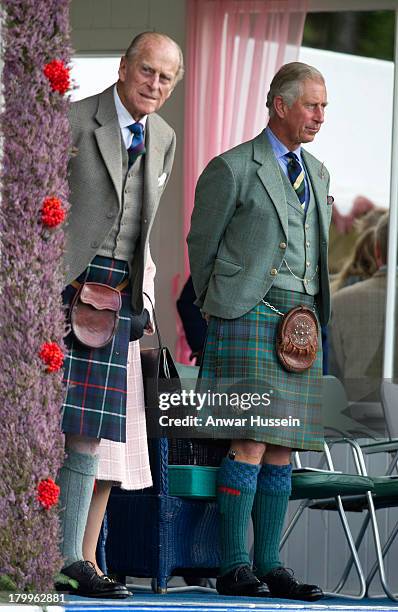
[266,62,325,118]
[125,31,184,84]
[375,211,389,265]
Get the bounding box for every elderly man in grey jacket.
[57,32,183,598]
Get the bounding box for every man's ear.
[118,56,127,82]
[273,95,286,119]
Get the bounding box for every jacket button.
[143,218,148,224]
[279,242,287,249]
[106,211,115,219]
[91,240,99,248]
[270,268,278,276]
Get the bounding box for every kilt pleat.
[61,256,132,442]
[197,286,323,450]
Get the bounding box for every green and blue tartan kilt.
[61,256,132,443]
[197,286,323,450]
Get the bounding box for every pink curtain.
[176,0,308,362]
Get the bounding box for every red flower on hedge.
[43,60,70,94]
[41,197,66,227]
[37,478,60,510]
[39,342,64,372]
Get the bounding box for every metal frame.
[280,437,366,600]
[332,439,398,600]
[335,442,398,599]
[280,437,386,600]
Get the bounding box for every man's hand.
[203,312,210,323]
[130,309,150,341]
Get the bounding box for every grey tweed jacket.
[64,85,176,313]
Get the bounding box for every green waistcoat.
[272,167,320,295]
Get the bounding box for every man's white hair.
[266,62,325,118]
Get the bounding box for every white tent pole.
[383,9,398,380]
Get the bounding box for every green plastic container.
[168,465,218,498]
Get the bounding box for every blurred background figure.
[329,212,390,402]
[331,225,380,293]
[328,195,386,276]
[323,202,387,375]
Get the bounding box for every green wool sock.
[217,457,260,575]
[56,449,99,568]
[252,463,292,577]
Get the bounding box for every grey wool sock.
[56,449,99,569]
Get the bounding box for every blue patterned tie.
[285,152,306,210]
[127,122,145,168]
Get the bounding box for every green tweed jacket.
[187,130,333,326]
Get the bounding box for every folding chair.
[279,376,378,599]
[334,380,398,600]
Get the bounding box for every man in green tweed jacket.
[188,62,332,600]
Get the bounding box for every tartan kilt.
[197,286,323,450]
[61,256,132,443]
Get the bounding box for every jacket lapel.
[142,114,163,225]
[253,131,288,238]
[94,85,123,208]
[302,149,329,243]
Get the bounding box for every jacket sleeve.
[187,155,237,308]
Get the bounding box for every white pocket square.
[158,172,167,187]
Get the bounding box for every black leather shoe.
[102,574,133,596]
[261,567,323,601]
[57,561,130,599]
[216,565,271,597]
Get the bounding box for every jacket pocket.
[213,258,242,276]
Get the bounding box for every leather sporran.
[70,282,122,349]
[276,305,319,373]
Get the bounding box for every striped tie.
[127,122,145,168]
[285,152,306,209]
